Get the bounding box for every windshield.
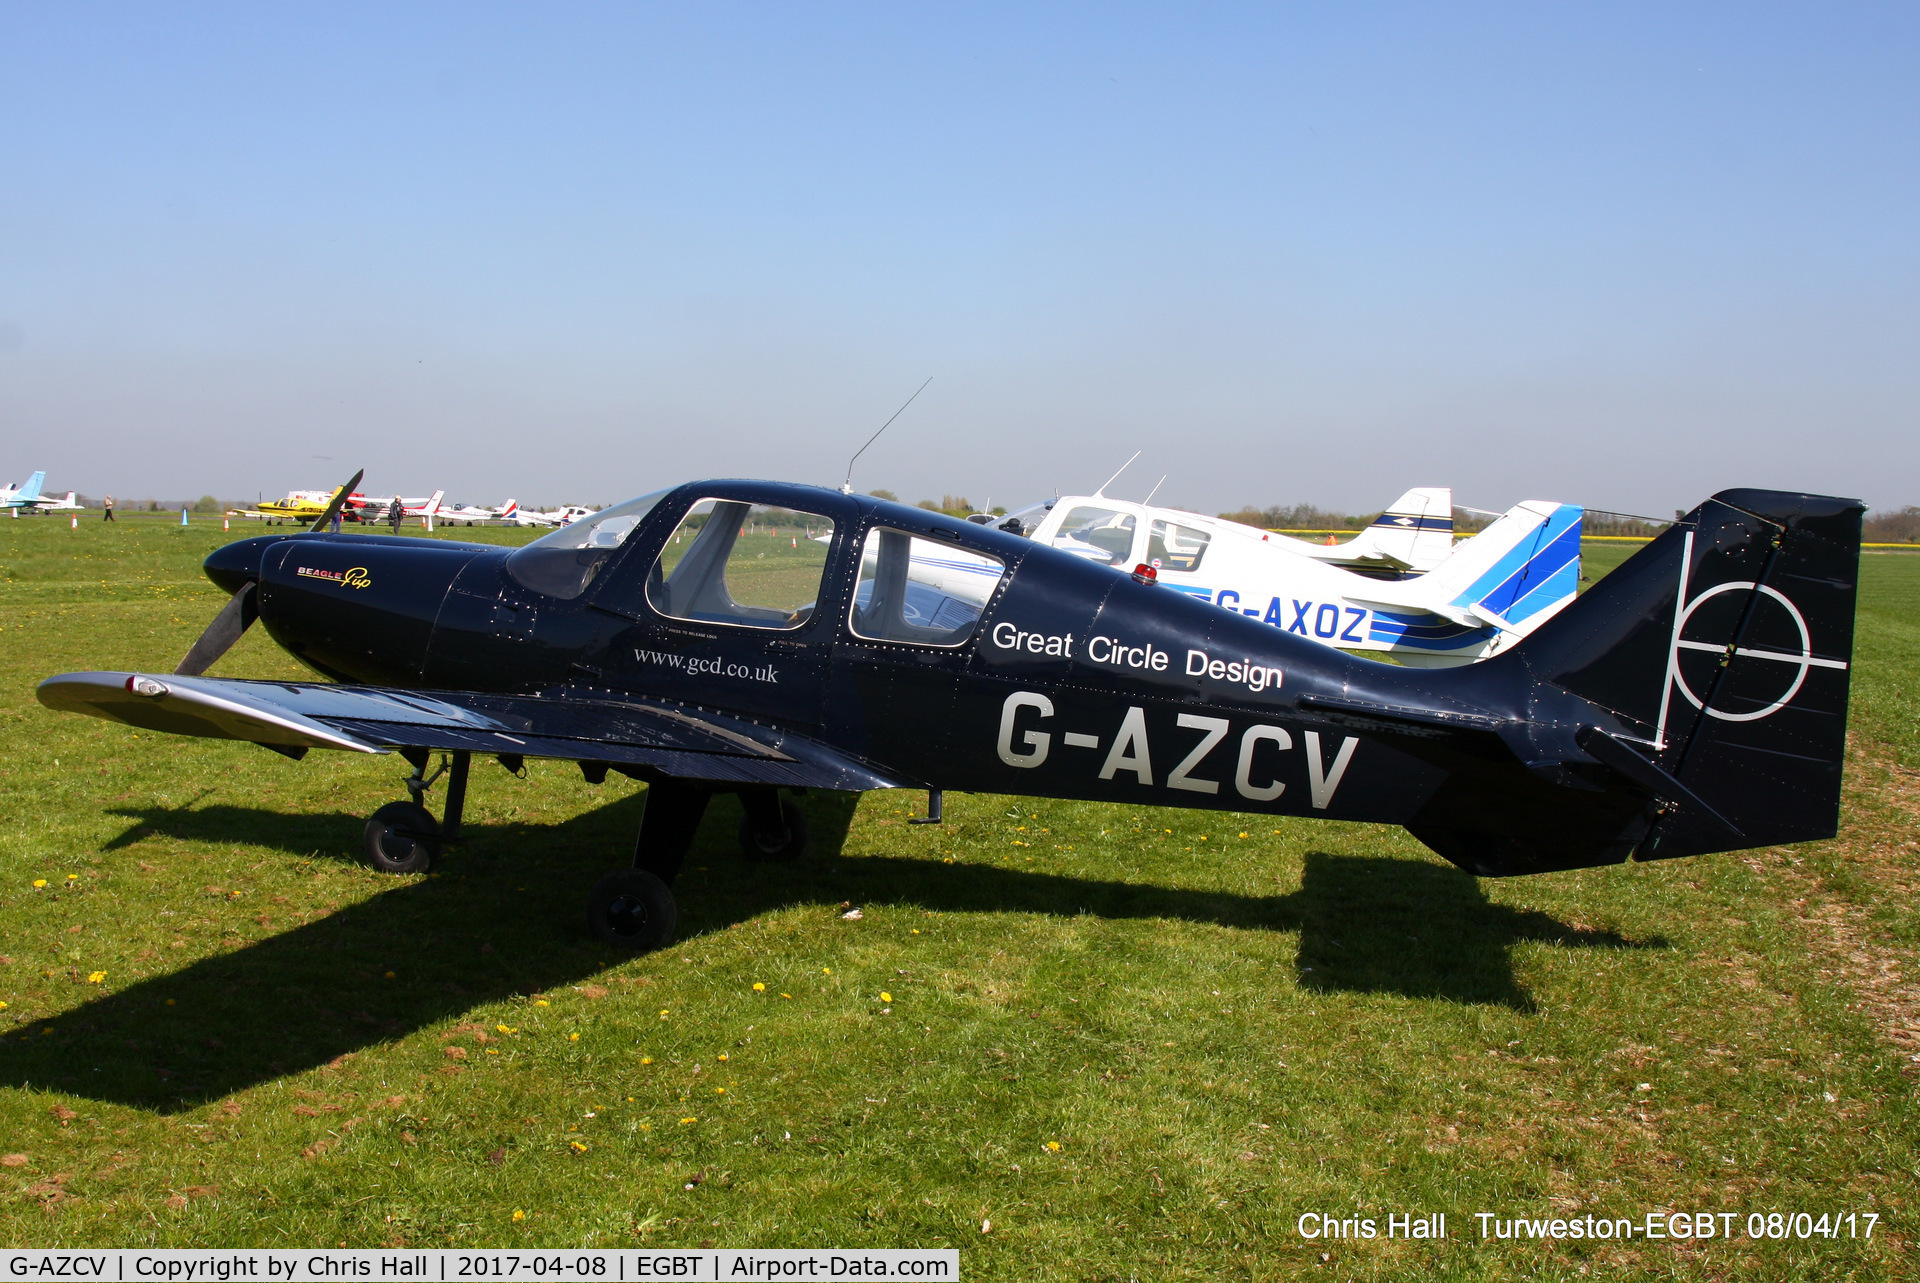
[996,500,1054,537]
[504,488,671,599]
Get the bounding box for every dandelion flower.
[31,880,46,889]
[641,1057,654,1065]
[65,874,77,881]
[880,992,892,1003]
[752,982,765,992]
[1046,1140,1062,1152]
[569,1140,587,1153]
[1238,832,1249,839]
[512,1210,525,1223]
[569,1033,580,1042]
[680,1117,696,1125]
[87,971,106,984]
[717,1053,728,1061]
[781,993,792,999]
[659,1010,670,1018]
[535,999,549,1007]
[0,1002,7,1011]
[822,968,831,975]
[715,1087,725,1094]
[911,929,920,934]
[496,1024,514,1034]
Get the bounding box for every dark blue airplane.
[38,477,1863,953]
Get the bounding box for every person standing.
[389,499,404,533]
[102,495,115,522]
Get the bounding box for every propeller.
[308,468,365,532]
[173,467,361,677]
[175,581,258,676]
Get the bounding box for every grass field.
[2,514,1917,1279]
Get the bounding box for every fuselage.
[203,481,1629,858]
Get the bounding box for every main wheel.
[586,869,677,952]
[363,801,441,874]
[738,797,810,862]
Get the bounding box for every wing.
[37,672,901,792]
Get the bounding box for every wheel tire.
[738,797,810,863]
[586,869,677,951]
[363,801,441,874]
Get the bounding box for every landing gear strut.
[585,783,813,952]
[361,749,468,874]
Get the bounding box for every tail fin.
[426,490,445,516]
[1341,487,1454,570]
[1521,488,1863,857]
[17,471,45,503]
[500,499,518,519]
[1414,500,1584,636]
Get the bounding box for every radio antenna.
[1142,475,1167,506]
[1092,450,1142,499]
[842,377,933,494]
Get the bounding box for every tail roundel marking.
[1655,530,1850,749]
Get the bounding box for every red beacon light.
[1131,562,1158,585]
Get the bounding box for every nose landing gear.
[361,749,468,874]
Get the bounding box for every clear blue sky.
[1,3,1915,515]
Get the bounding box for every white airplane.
[356,491,446,525]
[1289,486,1456,574]
[1,471,47,512]
[503,503,596,528]
[34,490,83,513]
[987,488,1582,667]
[437,499,501,526]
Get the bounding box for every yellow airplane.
[232,486,364,525]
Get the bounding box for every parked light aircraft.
[32,490,83,513]
[993,491,1581,666]
[437,500,500,526]
[1290,487,1457,574]
[235,486,369,525]
[504,503,596,528]
[1,472,47,512]
[39,475,1862,955]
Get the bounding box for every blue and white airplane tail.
[1334,486,1455,572]
[5,471,47,505]
[1416,500,1584,638]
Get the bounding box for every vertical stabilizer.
[1520,489,1863,857]
[1413,501,1584,636]
[1335,487,1454,570]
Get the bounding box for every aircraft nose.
[204,535,284,593]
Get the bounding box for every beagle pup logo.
[297,564,373,589]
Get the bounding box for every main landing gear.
[584,783,810,952]
[358,756,809,956]
[362,749,469,875]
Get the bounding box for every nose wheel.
[363,801,441,873]
[361,749,468,874]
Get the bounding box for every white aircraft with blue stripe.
[1,471,47,512]
[1008,491,1583,667]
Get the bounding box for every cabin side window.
[1049,504,1138,566]
[848,527,1008,647]
[1148,519,1211,572]
[646,500,837,630]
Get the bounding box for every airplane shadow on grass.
[1,790,1665,1112]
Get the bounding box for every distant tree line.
[1866,506,1920,543]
